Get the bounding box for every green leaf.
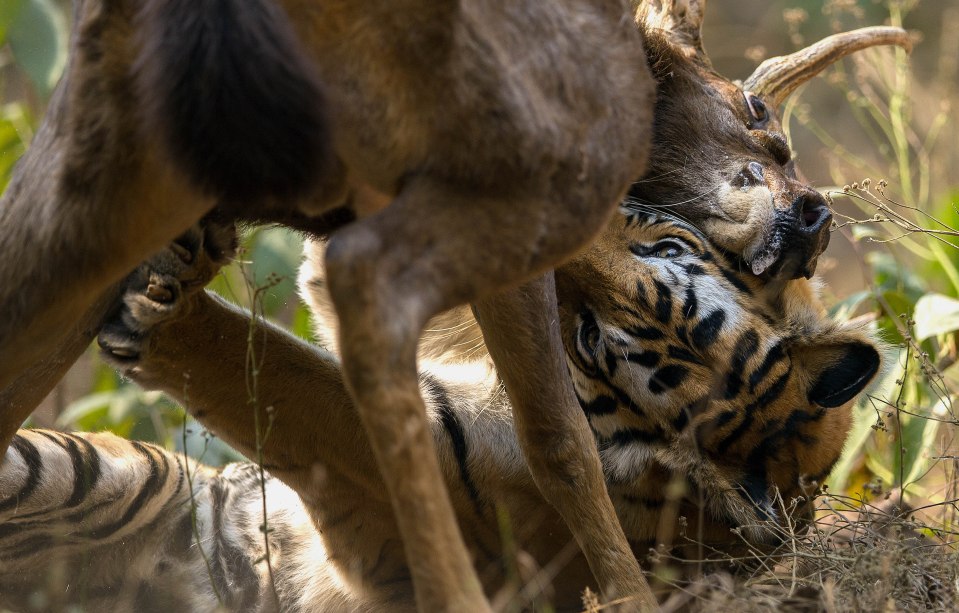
[830,363,903,491]
[57,391,115,430]
[828,289,872,321]
[8,0,68,96]
[901,407,942,488]
[0,120,25,192]
[827,402,876,492]
[106,388,143,425]
[913,293,959,341]
[874,290,913,344]
[864,449,894,489]
[867,251,927,303]
[0,103,32,192]
[0,0,27,46]
[91,357,123,392]
[246,227,303,316]
[290,303,316,342]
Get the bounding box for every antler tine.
[636,0,709,64]
[743,26,912,108]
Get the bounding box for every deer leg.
[473,275,657,610]
[323,237,486,607]
[0,11,215,445]
[0,129,211,449]
[0,284,122,438]
[322,177,653,612]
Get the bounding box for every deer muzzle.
[751,189,832,280]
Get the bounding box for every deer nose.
[793,191,832,234]
[765,190,833,280]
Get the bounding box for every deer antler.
[636,0,709,65]
[744,26,913,108]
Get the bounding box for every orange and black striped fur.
[304,208,881,548]
[0,430,328,612]
[1,211,880,611]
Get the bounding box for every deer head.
[631,0,911,279]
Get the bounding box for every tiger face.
[555,210,881,548]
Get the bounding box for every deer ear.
[636,0,709,65]
[743,26,912,108]
[800,341,881,408]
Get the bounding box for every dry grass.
[634,491,957,612]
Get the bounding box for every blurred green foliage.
[5,0,67,96]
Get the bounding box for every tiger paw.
[98,217,236,364]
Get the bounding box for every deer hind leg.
[473,277,656,611]
[0,17,213,446]
[322,177,653,611]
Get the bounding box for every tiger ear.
[798,341,881,408]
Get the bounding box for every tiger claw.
[170,241,194,265]
[145,282,175,304]
[98,217,236,368]
[97,320,143,363]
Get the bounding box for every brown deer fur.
[0,1,655,609]
[0,0,909,609]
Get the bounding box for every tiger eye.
[652,241,684,258]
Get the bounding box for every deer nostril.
[803,207,826,228]
[794,192,831,233]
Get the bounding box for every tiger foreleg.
[96,220,419,607]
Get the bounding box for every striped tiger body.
[1,211,880,610]
[0,430,336,612]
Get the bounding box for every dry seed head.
[745,45,767,63]
[783,8,809,27]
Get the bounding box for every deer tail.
[135,0,330,204]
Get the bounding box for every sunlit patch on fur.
[599,440,654,483]
[709,183,778,272]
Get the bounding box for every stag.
[0,0,909,610]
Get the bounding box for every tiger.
[0,207,880,611]
[0,429,328,612]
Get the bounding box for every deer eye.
[744,91,769,128]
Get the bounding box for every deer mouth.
[745,233,827,280]
[747,242,782,277]
[746,199,832,280]
[710,183,831,280]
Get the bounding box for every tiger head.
[555,210,881,550]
